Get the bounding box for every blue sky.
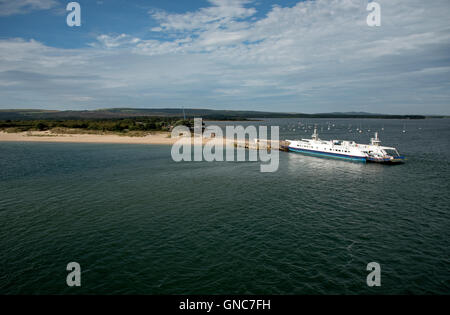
[0,0,449,114]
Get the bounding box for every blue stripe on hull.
[289,147,366,162]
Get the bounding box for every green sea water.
[0,118,449,294]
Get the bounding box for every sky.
[0,0,449,114]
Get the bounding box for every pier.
[231,139,290,152]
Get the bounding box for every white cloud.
[0,0,450,114]
[150,0,256,32]
[94,34,142,49]
[0,0,58,16]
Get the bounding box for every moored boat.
[286,128,405,164]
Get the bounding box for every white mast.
[312,126,319,140]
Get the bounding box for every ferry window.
[385,149,400,157]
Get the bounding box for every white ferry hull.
[366,156,406,164]
[288,147,367,162]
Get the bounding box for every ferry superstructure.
[286,128,405,164]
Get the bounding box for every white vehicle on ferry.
[286,128,405,164]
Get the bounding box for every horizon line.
[0,107,448,117]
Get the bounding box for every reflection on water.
[287,151,368,175]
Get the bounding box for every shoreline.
[0,131,238,146]
[0,131,178,145]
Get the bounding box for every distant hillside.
[0,108,427,120]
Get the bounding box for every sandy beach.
[0,131,179,145]
[0,131,238,146]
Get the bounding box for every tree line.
[0,117,192,133]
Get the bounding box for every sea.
[0,118,449,294]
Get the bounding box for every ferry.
[286,128,405,164]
